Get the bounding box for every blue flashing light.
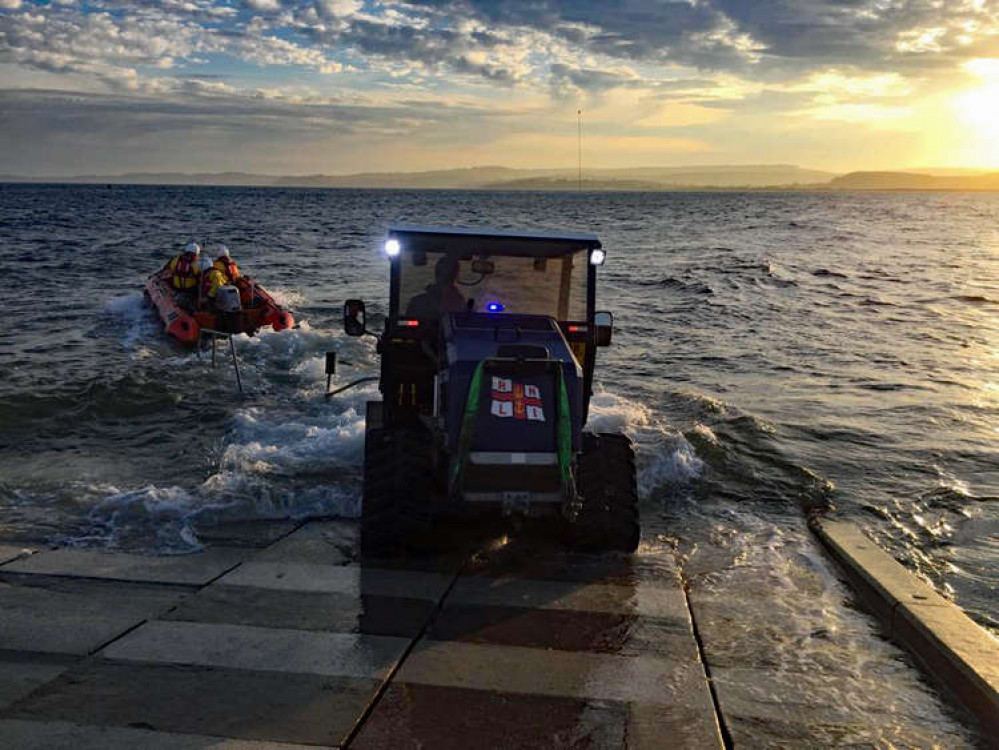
[486,302,505,313]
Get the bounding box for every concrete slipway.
[0,519,994,749]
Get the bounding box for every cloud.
[2,0,998,173]
[244,0,282,12]
[315,0,362,18]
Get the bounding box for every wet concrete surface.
[0,519,985,748]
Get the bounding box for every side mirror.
[594,310,613,346]
[344,299,367,337]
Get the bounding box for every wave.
[103,292,161,348]
[0,373,181,430]
[947,294,997,305]
[586,389,704,500]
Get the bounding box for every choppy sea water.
[0,184,995,742]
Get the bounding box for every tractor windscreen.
[400,251,589,322]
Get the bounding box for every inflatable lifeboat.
[144,268,294,346]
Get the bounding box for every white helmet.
[198,254,214,272]
[185,241,201,256]
[216,245,231,258]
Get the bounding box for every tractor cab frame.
[344,225,636,553]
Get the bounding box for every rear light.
[567,325,587,333]
[397,319,420,328]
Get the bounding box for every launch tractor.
[343,225,639,554]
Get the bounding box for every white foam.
[585,389,652,433]
[586,387,704,500]
[104,293,160,348]
[74,485,218,554]
[264,286,306,309]
[221,400,371,475]
[638,435,704,499]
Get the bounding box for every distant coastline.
[3,165,998,192]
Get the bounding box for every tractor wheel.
[571,432,640,552]
[360,425,434,557]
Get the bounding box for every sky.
[2,0,999,176]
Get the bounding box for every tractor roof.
[387,224,601,257]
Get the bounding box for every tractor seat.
[496,344,549,360]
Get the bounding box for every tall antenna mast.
[577,108,582,192]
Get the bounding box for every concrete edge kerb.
[810,518,999,739]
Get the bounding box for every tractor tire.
[360,425,434,557]
[571,432,640,552]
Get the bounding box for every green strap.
[450,360,485,488]
[555,365,573,489]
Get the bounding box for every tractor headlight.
[590,248,606,266]
[384,239,401,257]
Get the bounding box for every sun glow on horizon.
[953,58,999,168]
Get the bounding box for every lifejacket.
[201,267,227,299]
[216,256,240,281]
[169,252,200,290]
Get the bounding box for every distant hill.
[909,167,990,177]
[27,171,281,186]
[6,165,999,191]
[272,164,838,189]
[830,171,999,190]
[272,166,528,189]
[2,164,837,190]
[576,165,836,187]
[484,178,667,191]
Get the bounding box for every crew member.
[405,255,465,322]
[200,255,229,305]
[192,253,214,306]
[168,241,202,291]
[214,245,241,281]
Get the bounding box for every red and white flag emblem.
[490,377,545,422]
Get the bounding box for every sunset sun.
[954,58,999,167]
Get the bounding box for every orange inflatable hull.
[144,269,294,346]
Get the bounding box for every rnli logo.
[490,377,545,421]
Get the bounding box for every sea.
[0,184,995,744]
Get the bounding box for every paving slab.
[721,713,976,750]
[450,575,689,620]
[194,520,302,549]
[102,620,409,680]
[430,603,696,657]
[215,562,453,601]
[352,682,632,750]
[465,545,680,586]
[8,663,370,747]
[356,681,722,750]
[377,640,721,749]
[396,639,708,705]
[0,720,333,750]
[0,654,74,711]
[714,668,982,750]
[252,521,357,566]
[3,548,249,586]
[0,578,190,655]
[687,589,888,672]
[710,666,969,731]
[163,585,436,637]
[0,545,35,567]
